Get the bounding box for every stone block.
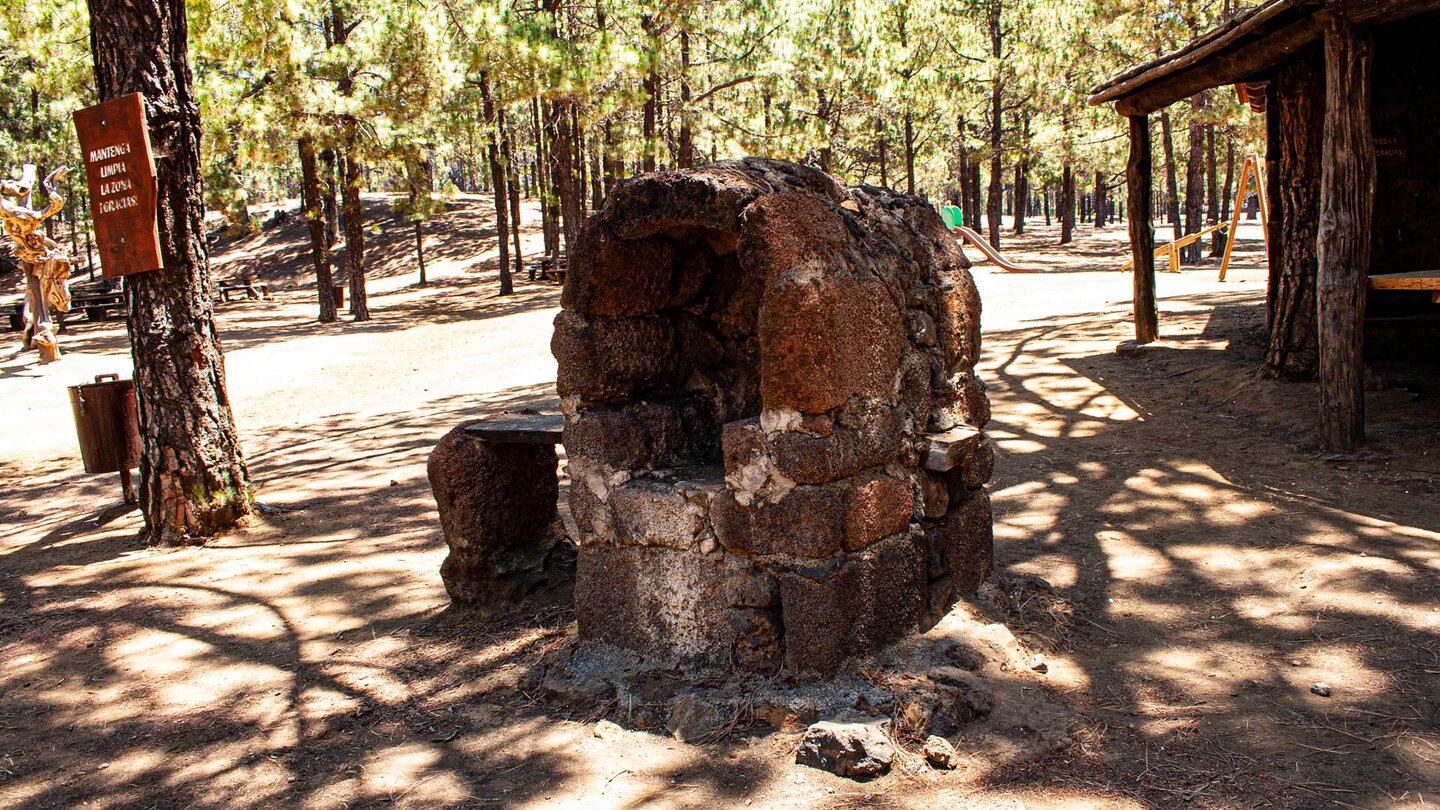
[842,474,914,552]
[711,485,845,558]
[758,272,904,415]
[552,311,679,402]
[769,408,905,485]
[955,373,991,429]
[944,489,994,595]
[428,427,560,604]
[779,531,926,677]
[921,472,949,519]
[561,224,677,316]
[575,544,780,670]
[610,478,707,550]
[960,439,995,489]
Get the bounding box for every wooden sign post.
[72,93,162,279]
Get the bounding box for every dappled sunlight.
[973,263,1440,804]
[1,214,1435,806]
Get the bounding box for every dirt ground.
[1,199,1437,809]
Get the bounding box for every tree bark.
[341,152,368,321]
[1060,163,1075,244]
[1207,122,1221,256]
[1316,15,1374,451]
[299,138,337,322]
[641,14,660,173]
[1183,94,1206,262]
[480,74,513,295]
[87,0,252,543]
[498,106,523,278]
[1160,108,1182,242]
[1128,115,1158,344]
[1265,47,1323,379]
[319,148,338,248]
[986,0,1004,248]
[1093,170,1107,228]
[903,110,917,195]
[678,29,694,168]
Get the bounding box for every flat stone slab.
[462,412,565,445]
[922,425,981,472]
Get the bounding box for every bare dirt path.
[1,207,1436,809]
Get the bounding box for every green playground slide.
[939,204,964,230]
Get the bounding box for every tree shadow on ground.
[3,283,1438,808]
[968,293,1440,806]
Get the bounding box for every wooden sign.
[73,93,162,278]
[1375,136,1406,167]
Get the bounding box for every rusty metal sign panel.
[73,93,162,278]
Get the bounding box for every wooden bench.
[1369,270,1440,303]
[218,282,271,302]
[65,291,126,323]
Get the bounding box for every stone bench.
[429,412,570,606]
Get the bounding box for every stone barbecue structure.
[551,158,994,677]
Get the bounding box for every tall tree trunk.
[1128,115,1158,344]
[986,0,1004,247]
[1093,170,1107,228]
[678,29,694,168]
[1183,94,1205,262]
[879,116,890,189]
[816,88,833,173]
[548,98,580,260]
[903,110,917,195]
[341,152,369,321]
[1013,113,1030,234]
[1206,122,1221,256]
[499,106,523,279]
[87,0,252,544]
[532,97,558,273]
[1060,163,1075,244]
[1160,108,1182,242]
[1316,15,1373,451]
[1220,132,1236,252]
[319,148,338,248]
[481,75,513,295]
[299,138,337,322]
[1266,47,1324,379]
[641,14,660,173]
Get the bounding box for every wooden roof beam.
[1111,16,1322,116]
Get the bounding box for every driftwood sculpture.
[1,166,75,363]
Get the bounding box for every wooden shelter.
[1090,0,1440,451]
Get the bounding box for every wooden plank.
[1316,13,1374,452]
[1368,271,1440,290]
[1128,114,1159,344]
[462,412,565,444]
[923,425,981,472]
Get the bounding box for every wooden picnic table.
[218,282,272,302]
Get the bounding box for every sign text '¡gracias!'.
[87,141,139,214]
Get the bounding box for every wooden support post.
[1316,13,1374,451]
[1218,156,1251,281]
[1128,114,1158,344]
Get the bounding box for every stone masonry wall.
[553,158,993,677]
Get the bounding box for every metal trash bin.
[68,373,141,503]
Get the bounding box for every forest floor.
[1,198,1438,809]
